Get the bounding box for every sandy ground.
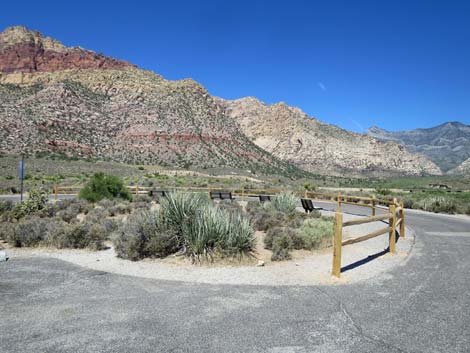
[4,209,414,286]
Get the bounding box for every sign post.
[18,155,25,202]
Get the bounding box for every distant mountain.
[0,26,304,177]
[366,122,470,173]
[0,26,442,178]
[221,97,441,177]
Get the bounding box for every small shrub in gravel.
[264,227,297,249]
[298,217,334,250]
[271,235,293,261]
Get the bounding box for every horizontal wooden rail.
[342,213,391,227]
[341,226,392,246]
[331,196,405,278]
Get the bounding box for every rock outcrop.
[221,97,441,177]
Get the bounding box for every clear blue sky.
[2,0,470,132]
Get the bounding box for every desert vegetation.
[246,193,333,261]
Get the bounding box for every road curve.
[1,204,469,352]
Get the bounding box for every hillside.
[366,122,470,173]
[0,26,304,177]
[221,97,441,177]
[0,25,442,178]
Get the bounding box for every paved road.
[1,204,469,352]
[0,194,76,203]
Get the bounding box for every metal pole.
[20,154,24,202]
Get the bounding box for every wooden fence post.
[400,201,405,238]
[389,203,397,254]
[332,204,343,278]
[372,200,376,216]
[54,184,58,200]
[337,192,341,209]
[134,185,138,195]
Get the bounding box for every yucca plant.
[160,191,210,238]
[271,193,298,214]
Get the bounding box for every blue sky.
[1,0,470,132]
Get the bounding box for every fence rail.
[331,197,405,278]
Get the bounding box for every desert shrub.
[48,221,107,250]
[271,235,293,261]
[133,194,152,203]
[0,200,14,214]
[12,189,48,219]
[97,199,117,209]
[85,207,110,223]
[271,193,298,214]
[113,211,178,260]
[9,216,49,247]
[56,203,89,223]
[250,209,284,231]
[216,200,243,215]
[108,202,132,216]
[0,222,16,242]
[79,173,132,202]
[402,198,414,209]
[299,217,334,250]
[375,188,392,195]
[415,197,457,214]
[264,227,299,249]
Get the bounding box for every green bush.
[48,221,107,250]
[12,189,48,219]
[298,217,334,250]
[271,193,298,214]
[0,222,16,242]
[79,173,132,202]
[0,200,14,214]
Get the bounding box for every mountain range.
[366,122,470,173]
[0,26,463,177]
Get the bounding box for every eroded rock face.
[221,97,442,177]
[0,26,133,73]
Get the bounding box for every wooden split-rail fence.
[52,185,405,277]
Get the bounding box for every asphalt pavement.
[1,203,469,352]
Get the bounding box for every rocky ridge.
[366,122,470,173]
[0,26,442,177]
[221,97,441,177]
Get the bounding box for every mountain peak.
[0,26,66,52]
[0,25,133,74]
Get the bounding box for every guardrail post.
[332,204,343,278]
[400,201,405,238]
[389,203,397,254]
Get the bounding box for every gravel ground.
[6,210,414,286]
